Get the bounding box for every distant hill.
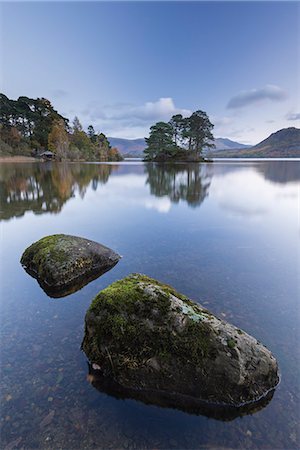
[108,137,145,156]
[208,128,300,158]
[204,138,250,152]
[108,136,249,157]
[250,127,300,155]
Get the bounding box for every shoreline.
[0,156,38,163]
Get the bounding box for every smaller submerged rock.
[82,274,279,408]
[20,234,121,297]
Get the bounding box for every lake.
[0,160,299,449]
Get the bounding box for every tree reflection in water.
[0,162,117,221]
[145,163,213,208]
[2,160,297,221]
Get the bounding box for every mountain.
[251,127,300,155]
[108,137,145,156]
[108,136,249,157]
[204,138,251,152]
[208,128,300,158]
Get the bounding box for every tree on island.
[144,110,214,161]
[144,122,177,160]
[169,114,184,147]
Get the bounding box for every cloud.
[81,98,192,138]
[212,116,233,127]
[51,89,68,99]
[227,85,287,109]
[86,97,191,123]
[125,97,191,122]
[286,112,300,121]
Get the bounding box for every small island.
[143,110,214,162]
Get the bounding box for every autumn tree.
[0,93,68,151]
[48,119,69,160]
[0,94,123,161]
[72,116,83,133]
[108,147,123,161]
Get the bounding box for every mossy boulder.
[82,274,279,407]
[20,234,121,297]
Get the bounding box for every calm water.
[0,160,299,449]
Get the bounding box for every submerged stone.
[82,274,279,408]
[87,362,275,421]
[20,234,121,298]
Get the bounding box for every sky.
[0,1,299,144]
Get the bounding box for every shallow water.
[0,160,299,449]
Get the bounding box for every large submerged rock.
[82,274,279,407]
[86,362,275,420]
[20,234,121,297]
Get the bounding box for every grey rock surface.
[21,234,121,297]
[82,274,279,407]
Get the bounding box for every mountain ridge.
[208,127,300,158]
[108,136,250,156]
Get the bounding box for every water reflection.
[0,160,299,449]
[210,161,300,218]
[0,163,117,220]
[256,160,300,184]
[87,363,275,421]
[212,160,300,184]
[1,161,299,222]
[145,163,213,207]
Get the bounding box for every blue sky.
[1,1,299,144]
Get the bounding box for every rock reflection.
[0,163,118,221]
[86,363,275,421]
[145,163,213,208]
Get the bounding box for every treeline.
[0,94,123,161]
[144,110,214,161]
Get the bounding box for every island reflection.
[145,163,213,208]
[1,160,299,221]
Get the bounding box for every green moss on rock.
[84,274,214,373]
[82,274,279,406]
[20,234,120,297]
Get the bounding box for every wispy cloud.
[51,89,68,99]
[227,85,287,109]
[83,97,191,123]
[80,98,192,138]
[286,112,300,121]
[212,116,233,127]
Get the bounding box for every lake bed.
[0,160,299,449]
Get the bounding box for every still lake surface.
[0,160,299,449]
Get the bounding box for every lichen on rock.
[20,234,121,297]
[82,273,279,407]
